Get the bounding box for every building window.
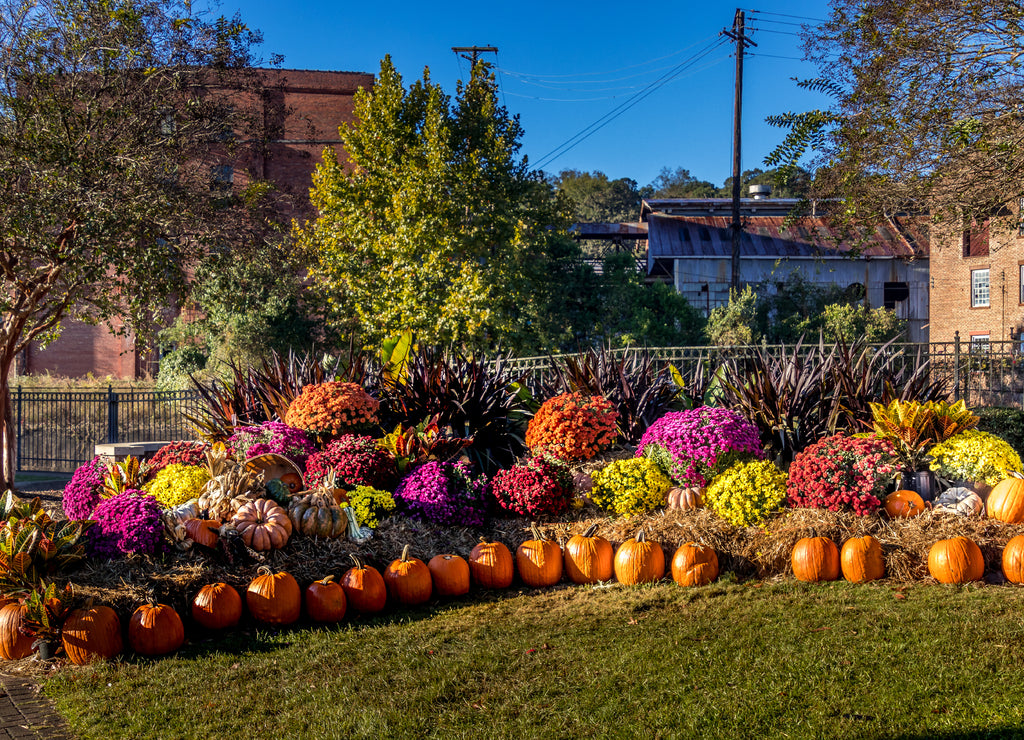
[1019,264,1024,304]
[971,333,990,351]
[210,164,233,192]
[962,219,990,257]
[1020,198,1024,237]
[883,281,909,310]
[971,268,990,307]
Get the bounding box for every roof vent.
[748,184,772,200]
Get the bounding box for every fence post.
[14,386,21,473]
[106,385,118,444]
[953,331,961,402]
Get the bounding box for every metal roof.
[646,212,929,259]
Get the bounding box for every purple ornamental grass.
[636,407,764,487]
[227,421,317,464]
[87,490,165,559]
[63,456,106,520]
[394,460,490,527]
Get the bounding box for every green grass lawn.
[45,579,1024,739]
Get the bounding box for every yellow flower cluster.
[590,458,672,516]
[705,459,787,527]
[284,381,380,437]
[928,430,1022,485]
[346,485,396,529]
[143,464,210,509]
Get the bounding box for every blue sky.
[228,0,833,189]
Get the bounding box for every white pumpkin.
[932,486,985,517]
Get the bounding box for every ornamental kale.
[227,421,317,464]
[786,434,899,515]
[63,456,105,520]
[636,407,764,487]
[87,490,165,558]
[491,457,573,519]
[394,460,490,526]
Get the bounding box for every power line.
[499,60,709,87]
[748,52,806,61]
[749,27,804,37]
[531,38,729,172]
[746,9,828,23]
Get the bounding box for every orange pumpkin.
[184,518,220,548]
[61,601,123,665]
[128,603,184,656]
[614,530,666,585]
[341,555,387,614]
[792,536,840,582]
[279,472,304,494]
[428,554,470,597]
[987,477,1024,523]
[246,568,301,625]
[1002,535,1024,584]
[667,486,704,511]
[564,524,614,584]
[885,489,926,518]
[0,603,34,660]
[384,545,433,606]
[670,543,719,587]
[840,535,885,583]
[928,537,984,584]
[516,524,562,587]
[305,576,347,622]
[468,539,514,589]
[232,499,292,551]
[191,583,242,630]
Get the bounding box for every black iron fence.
[14,386,202,473]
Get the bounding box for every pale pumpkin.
[232,498,292,551]
[667,486,704,511]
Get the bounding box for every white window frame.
[972,268,990,307]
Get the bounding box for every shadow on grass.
[891,728,1024,739]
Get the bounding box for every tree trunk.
[0,363,13,493]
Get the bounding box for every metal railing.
[14,386,202,473]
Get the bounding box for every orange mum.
[525,392,617,462]
[284,382,380,437]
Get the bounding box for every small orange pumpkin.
[840,535,885,583]
[564,523,614,584]
[232,499,292,551]
[792,536,840,582]
[0,603,34,660]
[614,530,666,585]
[305,576,347,622]
[384,545,433,606]
[61,600,123,665]
[191,583,242,630]
[428,554,470,597]
[885,489,926,518]
[928,536,984,584]
[667,486,704,511]
[279,472,304,494]
[246,568,301,625]
[468,539,514,589]
[341,555,387,614]
[670,543,719,587]
[184,518,220,549]
[987,477,1024,523]
[1002,535,1024,584]
[516,524,562,588]
[128,603,184,656]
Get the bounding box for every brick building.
[928,214,1024,345]
[18,68,374,379]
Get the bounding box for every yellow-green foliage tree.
[301,56,587,352]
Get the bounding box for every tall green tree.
[302,57,586,353]
[552,169,648,223]
[767,0,1024,227]
[0,0,274,489]
[649,167,718,198]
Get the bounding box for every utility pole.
[722,10,756,290]
[451,46,498,66]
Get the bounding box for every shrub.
[346,486,397,529]
[63,456,105,520]
[284,381,379,438]
[928,429,1023,485]
[393,460,490,526]
[491,457,573,519]
[786,434,899,515]
[147,441,209,476]
[226,421,317,464]
[525,392,618,461]
[705,460,787,527]
[590,457,673,517]
[305,435,397,490]
[636,407,763,487]
[87,490,164,558]
[143,464,210,509]
[975,406,1024,462]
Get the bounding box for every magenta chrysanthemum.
[394,460,489,526]
[305,434,397,490]
[87,490,165,558]
[227,421,317,464]
[63,456,106,520]
[491,457,573,519]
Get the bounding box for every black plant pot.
[900,470,936,502]
[33,638,58,661]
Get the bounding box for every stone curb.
[0,676,74,740]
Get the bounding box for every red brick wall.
[929,219,1024,343]
[25,68,373,379]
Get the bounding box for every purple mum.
[394,460,490,526]
[636,407,764,487]
[63,456,106,520]
[87,490,164,558]
[227,421,317,465]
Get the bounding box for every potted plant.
[20,582,74,660]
